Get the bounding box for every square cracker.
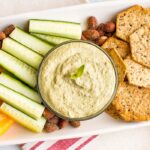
[112,82,150,121]
[102,37,130,59]
[124,56,150,88]
[105,104,121,119]
[105,48,126,82]
[130,24,150,68]
[116,5,150,42]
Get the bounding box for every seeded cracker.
[112,82,150,121]
[106,104,121,119]
[105,48,126,82]
[130,25,150,68]
[124,56,150,88]
[116,5,150,42]
[102,37,130,59]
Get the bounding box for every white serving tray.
[0,0,150,146]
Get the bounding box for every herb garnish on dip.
[70,64,85,79]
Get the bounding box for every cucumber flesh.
[0,72,41,103]
[9,27,53,56]
[0,103,46,133]
[32,33,71,45]
[0,50,37,87]
[2,38,43,69]
[0,84,45,119]
[29,19,82,39]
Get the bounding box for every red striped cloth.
[20,135,98,150]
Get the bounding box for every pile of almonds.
[43,108,80,132]
[0,25,15,48]
[82,16,116,45]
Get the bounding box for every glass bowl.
[37,40,118,121]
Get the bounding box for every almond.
[82,29,99,40]
[43,108,54,120]
[44,122,58,132]
[104,22,116,33]
[88,16,97,29]
[47,116,59,124]
[97,23,105,31]
[69,121,80,128]
[81,34,87,40]
[95,36,108,46]
[3,25,15,36]
[58,119,69,129]
[0,32,6,40]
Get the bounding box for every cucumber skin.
[0,50,37,88]
[0,72,41,103]
[0,84,45,119]
[0,103,46,133]
[9,27,53,56]
[29,19,82,40]
[2,38,43,69]
[32,33,71,45]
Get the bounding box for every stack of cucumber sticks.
[0,19,81,132]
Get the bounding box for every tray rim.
[0,0,148,20]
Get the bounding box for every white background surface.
[0,0,150,150]
[1,127,150,150]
